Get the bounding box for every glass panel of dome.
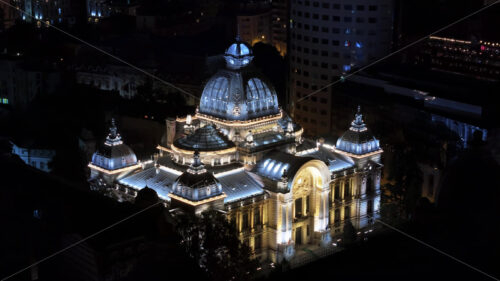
[272,163,283,176]
[240,44,250,55]
[228,44,237,55]
[280,164,289,176]
[261,159,271,171]
[266,160,276,173]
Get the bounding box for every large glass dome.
[198,39,280,121]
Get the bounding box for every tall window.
[366,176,373,194]
[344,206,351,219]
[367,200,374,214]
[242,212,249,230]
[334,209,340,226]
[344,179,351,198]
[254,235,262,250]
[295,198,303,218]
[254,208,261,226]
[334,183,341,200]
[305,195,310,215]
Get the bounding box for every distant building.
[289,0,394,136]
[236,0,272,46]
[11,141,56,172]
[0,1,19,30]
[75,64,146,99]
[411,36,500,82]
[271,0,288,56]
[0,55,62,108]
[86,0,139,23]
[13,0,84,25]
[89,39,384,264]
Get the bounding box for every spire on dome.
[187,150,207,175]
[335,106,380,155]
[105,118,123,146]
[350,105,367,132]
[224,35,253,69]
[235,24,241,42]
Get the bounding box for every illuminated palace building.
[89,39,383,263]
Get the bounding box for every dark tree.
[342,220,357,246]
[175,210,259,281]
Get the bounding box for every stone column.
[314,184,331,246]
[276,193,294,261]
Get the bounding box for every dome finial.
[236,24,241,42]
[354,106,363,125]
[187,150,207,175]
[105,118,123,145]
[193,150,201,167]
[109,118,118,139]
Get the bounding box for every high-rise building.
[271,0,289,56]
[13,0,84,25]
[289,0,394,136]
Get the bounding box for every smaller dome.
[226,41,251,56]
[224,36,254,69]
[173,125,235,152]
[171,151,223,202]
[336,106,380,155]
[91,119,138,170]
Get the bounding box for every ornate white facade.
[89,39,383,264]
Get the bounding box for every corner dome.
[91,119,138,170]
[336,107,380,155]
[173,125,235,152]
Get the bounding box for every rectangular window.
[305,195,310,215]
[334,183,341,199]
[368,199,375,213]
[344,179,351,198]
[254,208,261,226]
[243,212,249,230]
[254,235,262,250]
[344,206,351,219]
